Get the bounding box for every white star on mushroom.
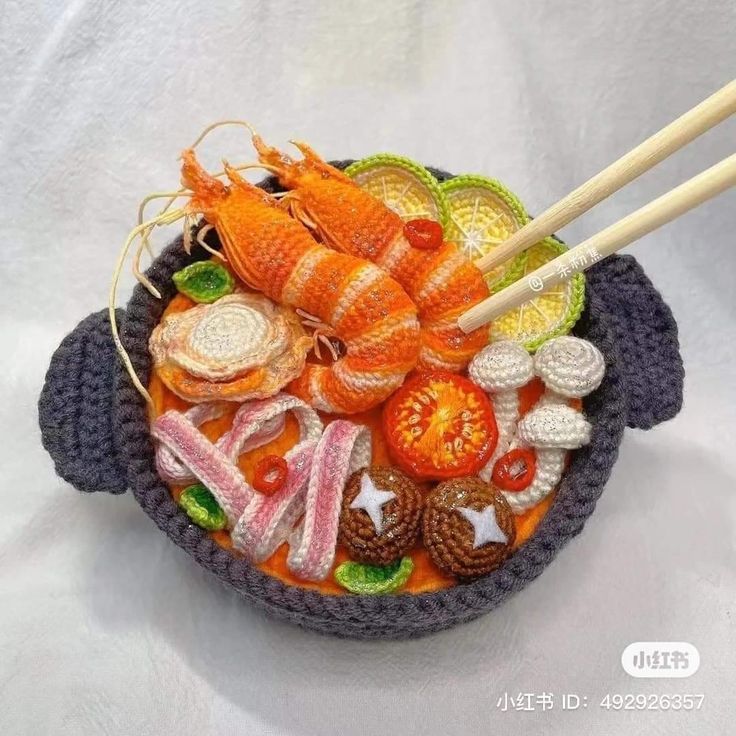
[457,505,508,548]
[350,473,396,535]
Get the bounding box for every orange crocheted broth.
[149,294,562,595]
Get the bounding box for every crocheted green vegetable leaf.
[172,261,234,303]
[334,557,414,595]
[178,483,227,531]
[345,154,450,229]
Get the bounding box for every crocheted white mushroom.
[502,403,592,513]
[468,341,535,481]
[534,336,605,405]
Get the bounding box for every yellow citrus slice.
[345,154,449,227]
[440,175,528,292]
[490,237,586,352]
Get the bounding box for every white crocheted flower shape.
[149,293,313,402]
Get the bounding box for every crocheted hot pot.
[38,144,684,639]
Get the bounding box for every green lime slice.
[178,483,227,531]
[490,237,586,352]
[345,154,450,228]
[440,175,528,292]
[334,556,414,595]
[173,261,234,303]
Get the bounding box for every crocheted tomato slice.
[383,371,498,481]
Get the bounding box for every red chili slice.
[253,455,288,495]
[403,218,443,251]
[492,448,536,492]
[383,371,498,481]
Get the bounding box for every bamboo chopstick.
[474,79,736,275]
[458,153,736,334]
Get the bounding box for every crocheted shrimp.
[251,136,490,371]
[177,150,421,413]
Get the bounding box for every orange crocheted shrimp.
[252,137,490,371]
[178,149,421,414]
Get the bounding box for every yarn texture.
[39,309,128,495]
[38,163,684,639]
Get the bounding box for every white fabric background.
[1,1,735,733]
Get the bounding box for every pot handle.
[585,254,684,430]
[38,309,129,494]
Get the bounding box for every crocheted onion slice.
[345,154,449,228]
[440,175,528,292]
[490,237,586,352]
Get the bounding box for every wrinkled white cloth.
[1,1,735,734]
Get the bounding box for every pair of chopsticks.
[458,80,736,334]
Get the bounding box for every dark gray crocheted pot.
[38,164,684,639]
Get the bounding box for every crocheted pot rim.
[37,160,682,638]
[116,247,630,638]
[109,165,640,639]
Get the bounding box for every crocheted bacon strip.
[151,393,372,581]
[151,411,253,525]
[152,395,322,524]
[287,421,372,580]
[156,405,285,485]
[231,439,317,562]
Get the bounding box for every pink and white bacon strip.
[155,402,286,485]
[231,439,316,563]
[152,408,253,525]
[151,393,371,580]
[287,421,371,580]
[152,395,320,526]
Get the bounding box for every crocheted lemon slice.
[490,237,586,352]
[440,175,528,292]
[345,154,450,228]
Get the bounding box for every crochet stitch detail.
[38,163,685,639]
[39,309,128,494]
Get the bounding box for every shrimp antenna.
[133,119,261,258]
[136,162,280,269]
[135,191,193,294]
[121,128,285,408]
[110,208,187,409]
[189,119,258,149]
